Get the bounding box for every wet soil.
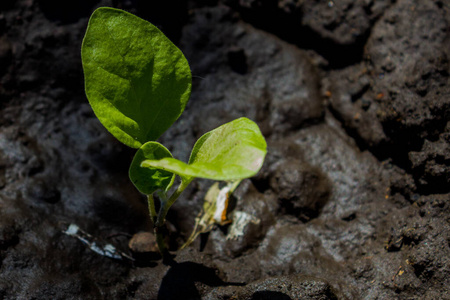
[0,0,449,299]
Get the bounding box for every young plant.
[81,7,267,259]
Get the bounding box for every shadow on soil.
[157,261,244,300]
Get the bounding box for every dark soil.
[1,0,449,299]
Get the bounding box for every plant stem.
[148,194,168,258]
[154,224,168,259]
[180,217,200,250]
[156,179,191,227]
[147,194,157,225]
[152,178,192,261]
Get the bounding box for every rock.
[128,231,158,253]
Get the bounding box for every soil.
[0,0,449,299]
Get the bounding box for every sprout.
[82,7,267,260]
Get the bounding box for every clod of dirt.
[205,274,341,300]
[128,231,158,253]
[409,122,450,193]
[176,5,323,141]
[328,0,450,194]
[270,159,331,221]
[225,0,394,66]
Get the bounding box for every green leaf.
[141,117,267,182]
[129,142,175,195]
[82,7,191,148]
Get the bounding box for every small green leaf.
[82,7,191,148]
[141,117,267,182]
[129,142,175,195]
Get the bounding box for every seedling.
[81,7,267,259]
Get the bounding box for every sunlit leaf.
[141,118,267,182]
[82,7,191,148]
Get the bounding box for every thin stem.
[155,225,168,259]
[180,218,200,250]
[151,178,192,261]
[156,179,192,227]
[229,179,242,194]
[148,194,168,258]
[147,194,157,225]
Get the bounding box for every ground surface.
[0,0,449,299]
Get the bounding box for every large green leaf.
[82,7,191,148]
[141,118,267,182]
[129,142,175,195]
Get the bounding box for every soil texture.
[0,0,449,299]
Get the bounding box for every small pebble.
[128,232,158,253]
